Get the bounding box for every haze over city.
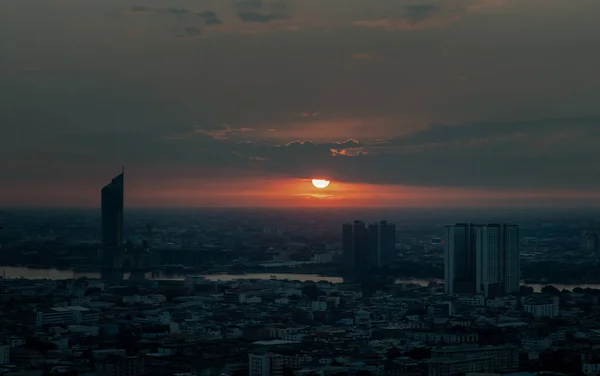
[2,0,600,208]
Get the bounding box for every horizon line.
[2,205,600,211]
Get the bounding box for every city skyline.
[2,0,600,208]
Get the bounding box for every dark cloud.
[384,118,600,148]
[167,8,191,16]
[238,11,288,23]
[233,0,291,23]
[234,0,264,9]
[197,11,223,26]
[403,4,438,22]
[353,0,502,30]
[126,6,192,16]
[182,118,600,189]
[233,0,289,11]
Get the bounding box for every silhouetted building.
[342,221,368,275]
[445,223,477,294]
[343,220,395,275]
[445,223,520,297]
[101,169,124,284]
[368,220,396,269]
[342,223,354,271]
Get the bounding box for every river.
[0,266,597,293]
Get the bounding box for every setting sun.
[312,179,330,189]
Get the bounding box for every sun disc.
[312,179,330,189]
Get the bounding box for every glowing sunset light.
[312,179,330,189]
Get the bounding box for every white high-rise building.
[446,223,519,297]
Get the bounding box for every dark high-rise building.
[342,223,354,271]
[445,223,520,297]
[368,220,396,270]
[343,220,396,275]
[101,169,124,284]
[445,223,477,294]
[342,221,368,275]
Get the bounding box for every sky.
[1,0,600,208]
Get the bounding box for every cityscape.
[3,0,600,375]
[0,170,600,376]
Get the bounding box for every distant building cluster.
[3,171,600,376]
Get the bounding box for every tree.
[541,285,560,295]
[302,283,319,300]
[26,336,57,353]
[85,287,102,296]
[282,366,295,376]
[405,347,431,360]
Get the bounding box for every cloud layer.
[161,118,600,190]
[1,0,600,206]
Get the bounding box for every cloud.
[234,0,291,23]
[238,12,288,23]
[353,0,503,31]
[125,6,192,16]
[233,0,290,12]
[249,155,268,161]
[404,4,439,22]
[167,8,191,16]
[169,125,255,140]
[278,139,367,158]
[351,53,382,61]
[234,0,265,9]
[197,11,223,26]
[192,118,600,190]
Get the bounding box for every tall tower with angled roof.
[101,169,124,284]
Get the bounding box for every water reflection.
[0,266,597,293]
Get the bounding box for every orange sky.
[3,177,600,208]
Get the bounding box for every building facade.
[368,220,396,270]
[343,220,395,275]
[446,223,520,297]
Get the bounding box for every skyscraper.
[343,220,396,275]
[445,223,519,297]
[101,169,124,284]
[445,223,477,294]
[342,223,354,271]
[503,224,520,294]
[368,220,396,269]
[342,220,368,275]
